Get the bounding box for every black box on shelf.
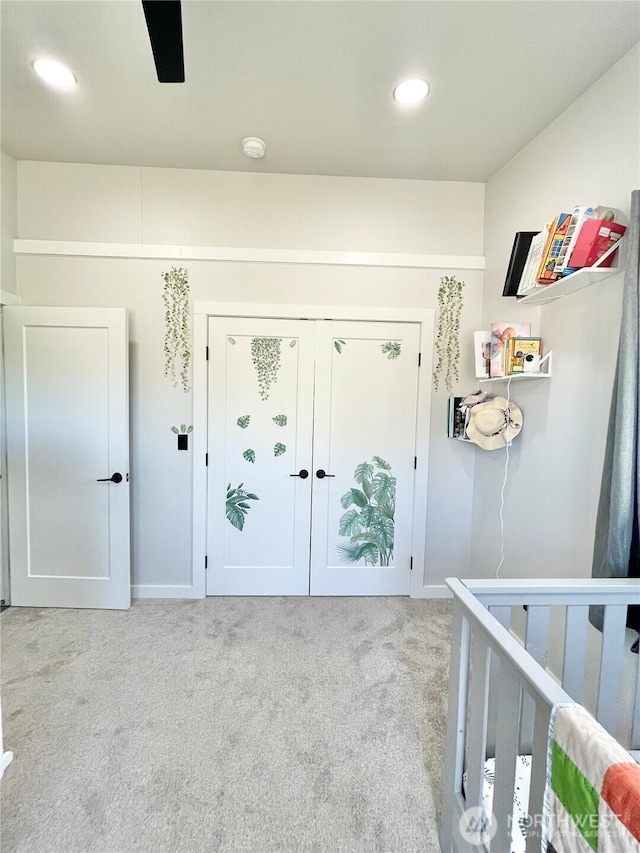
[502,231,539,297]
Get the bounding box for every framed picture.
[474,331,491,379]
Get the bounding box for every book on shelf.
[502,232,539,297]
[553,206,595,274]
[536,212,572,284]
[447,396,469,439]
[563,219,627,271]
[504,337,542,374]
[473,331,491,379]
[516,227,550,296]
[490,322,531,377]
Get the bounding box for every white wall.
[14,165,485,595]
[471,43,640,580]
[1,151,17,295]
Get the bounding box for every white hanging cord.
[495,376,513,579]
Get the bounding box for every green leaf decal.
[373,455,391,470]
[272,415,288,427]
[171,426,179,434]
[243,449,256,464]
[381,341,401,360]
[339,509,364,537]
[225,484,259,531]
[274,442,286,457]
[289,340,297,348]
[337,457,396,566]
[340,491,355,509]
[350,488,368,508]
[228,337,236,345]
[334,339,346,354]
[353,462,374,484]
[237,415,251,429]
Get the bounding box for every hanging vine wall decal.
[162,266,191,392]
[251,337,282,400]
[433,275,465,392]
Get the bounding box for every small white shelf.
[479,373,551,383]
[479,350,552,383]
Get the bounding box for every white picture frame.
[474,331,491,379]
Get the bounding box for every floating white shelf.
[478,350,553,383]
[516,237,624,305]
[516,266,622,305]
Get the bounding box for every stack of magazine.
[502,206,627,299]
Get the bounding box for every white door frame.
[192,302,434,599]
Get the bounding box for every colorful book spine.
[554,206,594,273]
[536,212,571,284]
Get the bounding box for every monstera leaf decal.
[225,483,259,531]
[272,415,288,427]
[243,449,256,464]
[274,442,286,457]
[338,457,395,566]
[237,415,251,429]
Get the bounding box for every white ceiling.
[1,1,639,182]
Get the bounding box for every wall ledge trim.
[14,239,485,270]
[0,290,21,306]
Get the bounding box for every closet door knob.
[96,472,123,483]
[290,469,309,479]
[315,469,335,479]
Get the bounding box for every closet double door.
[206,317,420,596]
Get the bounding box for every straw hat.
[466,396,523,450]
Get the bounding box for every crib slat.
[525,605,550,666]
[526,700,552,853]
[562,605,589,703]
[597,604,627,735]
[489,605,511,630]
[520,606,550,753]
[465,632,491,814]
[440,602,471,853]
[492,664,522,853]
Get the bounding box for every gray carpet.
[1,597,451,853]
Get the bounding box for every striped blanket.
[544,703,640,852]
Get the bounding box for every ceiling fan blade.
[141,0,185,83]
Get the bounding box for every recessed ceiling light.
[32,58,77,91]
[393,78,430,105]
[242,137,266,159]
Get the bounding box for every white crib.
[439,577,640,853]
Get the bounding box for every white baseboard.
[131,584,203,600]
[411,584,453,599]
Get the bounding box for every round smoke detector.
[242,137,266,159]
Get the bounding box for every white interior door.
[205,316,421,596]
[206,318,315,595]
[310,321,420,595]
[4,307,130,609]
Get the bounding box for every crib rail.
[440,577,640,853]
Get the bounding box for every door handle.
[315,469,335,479]
[96,472,123,483]
[289,469,309,479]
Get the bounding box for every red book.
[567,220,626,269]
